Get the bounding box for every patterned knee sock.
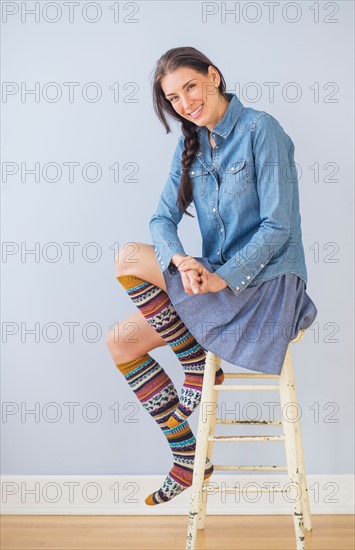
[117,274,224,428]
[115,353,214,505]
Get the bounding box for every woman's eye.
[169,84,195,103]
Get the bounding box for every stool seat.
[186,329,311,550]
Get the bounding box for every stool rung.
[213,465,288,471]
[214,384,279,391]
[224,373,279,378]
[202,486,289,493]
[215,419,282,425]
[208,435,285,442]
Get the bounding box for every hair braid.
[177,123,200,218]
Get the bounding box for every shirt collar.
[196,92,244,140]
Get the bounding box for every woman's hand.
[176,256,228,294]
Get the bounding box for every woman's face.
[161,66,226,131]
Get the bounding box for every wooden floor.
[1,515,354,549]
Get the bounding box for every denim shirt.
[149,92,308,296]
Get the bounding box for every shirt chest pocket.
[224,159,251,197]
[189,168,209,200]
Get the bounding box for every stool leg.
[279,345,306,550]
[295,415,312,531]
[186,352,218,550]
[198,355,221,530]
[281,344,312,531]
[288,330,311,530]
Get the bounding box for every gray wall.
[2,1,353,476]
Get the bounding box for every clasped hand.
[176,256,228,295]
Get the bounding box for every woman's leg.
[115,242,224,427]
[106,312,213,505]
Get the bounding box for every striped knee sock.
[115,353,214,505]
[117,274,224,428]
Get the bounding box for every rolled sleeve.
[149,137,189,274]
[215,114,295,293]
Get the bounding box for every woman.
[107,47,318,506]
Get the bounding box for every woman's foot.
[145,457,214,505]
[144,419,214,505]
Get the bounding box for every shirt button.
[247,276,250,279]
[242,281,245,284]
[213,208,216,212]
[260,263,264,268]
[191,171,194,175]
[236,286,240,290]
[220,228,223,232]
[217,252,220,255]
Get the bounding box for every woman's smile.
[189,104,204,119]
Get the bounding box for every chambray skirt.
[163,257,318,375]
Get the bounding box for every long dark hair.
[151,47,227,218]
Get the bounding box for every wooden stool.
[186,329,311,550]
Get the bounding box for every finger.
[198,271,209,293]
[186,271,201,294]
[177,257,192,268]
[185,276,204,294]
[181,267,205,293]
[178,262,194,271]
[180,272,194,294]
[197,274,206,293]
[179,263,201,273]
[192,278,202,293]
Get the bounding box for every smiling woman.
[108,46,318,508]
[162,69,228,127]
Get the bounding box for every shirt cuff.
[214,258,265,293]
[153,241,187,274]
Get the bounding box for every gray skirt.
[163,257,318,375]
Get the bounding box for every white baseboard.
[1,474,353,515]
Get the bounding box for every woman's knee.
[114,241,149,278]
[106,314,166,365]
[106,328,118,356]
[114,241,166,292]
[106,327,127,360]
